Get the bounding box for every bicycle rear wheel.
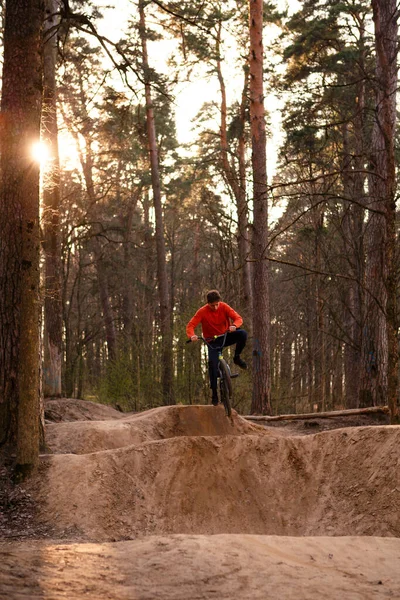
[218,358,232,417]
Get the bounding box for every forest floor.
[0,398,399,599]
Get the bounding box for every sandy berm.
[1,399,399,599]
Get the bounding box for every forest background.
[0,0,399,473]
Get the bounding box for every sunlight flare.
[31,140,50,165]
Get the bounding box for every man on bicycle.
[186,290,247,406]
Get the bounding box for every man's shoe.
[211,391,219,406]
[234,355,247,370]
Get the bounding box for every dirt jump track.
[1,399,400,599]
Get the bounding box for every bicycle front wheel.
[219,358,232,417]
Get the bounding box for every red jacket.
[186,302,243,339]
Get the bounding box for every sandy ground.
[1,535,400,599]
[1,399,399,599]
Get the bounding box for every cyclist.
[186,289,247,406]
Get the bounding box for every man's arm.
[186,309,203,338]
[225,304,243,329]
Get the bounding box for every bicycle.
[187,331,238,417]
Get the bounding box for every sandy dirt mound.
[1,534,399,599]
[45,404,264,454]
[46,406,266,454]
[259,411,390,436]
[3,400,400,599]
[33,405,400,541]
[45,398,126,423]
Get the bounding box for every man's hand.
[229,325,237,332]
[191,335,199,342]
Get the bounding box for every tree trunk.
[244,405,389,422]
[78,124,118,365]
[351,23,367,408]
[216,25,252,320]
[280,325,292,397]
[305,272,314,409]
[139,1,174,405]
[93,240,117,362]
[0,0,44,474]
[331,342,343,409]
[372,0,399,423]
[341,156,363,409]
[249,0,271,415]
[121,188,141,350]
[341,117,364,409]
[362,0,399,421]
[313,208,325,411]
[292,335,302,405]
[42,0,63,397]
[237,66,253,321]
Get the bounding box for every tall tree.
[42,0,63,397]
[215,13,253,320]
[341,5,368,408]
[0,0,45,474]
[277,0,376,411]
[60,36,120,365]
[139,0,174,405]
[249,0,271,414]
[157,1,253,318]
[363,0,398,421]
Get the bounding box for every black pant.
[208,329,247,391]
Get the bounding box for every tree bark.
[77,121,118,364]
[341,113,364,408]
[313,208,325,411]
[93,239,117,362]
[249,0,271,415]
[362,0,399,422]
[139,0,174,405]
[216,25,252,319]
[244,405,389,421]
[350,18,367,408]
[237,66,253,320]
[121,188,141,350]
[42,0,63,397]
[0,0,44,474]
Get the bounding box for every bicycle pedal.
[231,373,239,378]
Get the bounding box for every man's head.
[207,289,221,311]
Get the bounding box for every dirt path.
[1,535,399,599]
[1,399,399,599]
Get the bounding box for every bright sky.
[95,1,299,177]
[59,0,299,225]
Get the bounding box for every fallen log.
[243,406,389,422]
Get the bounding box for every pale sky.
[89,1,300,225]
[95,0,296,180]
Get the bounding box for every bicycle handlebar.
[186,331,229,351]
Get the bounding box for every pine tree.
[249,0,271,414]
[0,0,45,475]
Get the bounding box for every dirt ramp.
[169,404,264,437]
[37,425,400,541]
[46,405,265,454]
[45,398,126,422]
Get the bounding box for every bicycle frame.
[187,331,235,416]
[198,331,228,352]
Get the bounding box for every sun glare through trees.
[31,141,50,165]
